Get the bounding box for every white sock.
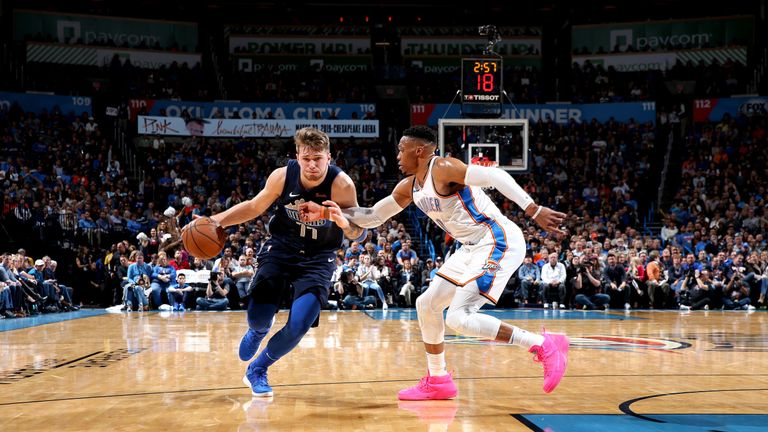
[427,352,447,376]
[508,326,545,349]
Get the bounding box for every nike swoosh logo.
[328,258,335,262]
[289,192,300,198]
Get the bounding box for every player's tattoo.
[342,220,365,240]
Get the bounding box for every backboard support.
[437,118,529,172]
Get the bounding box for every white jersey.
[412,157,507,245]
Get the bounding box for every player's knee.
[415,292,433,314]
[445,308,469,334]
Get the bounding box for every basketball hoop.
[471,160,498,168]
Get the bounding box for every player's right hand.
[533,206,567,236]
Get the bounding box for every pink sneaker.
[397,372,458,400]
[529,330,569,393]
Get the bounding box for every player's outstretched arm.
[433,157,567,235]
[210,167,285,228]
[340,177,413,228]
[300,177,413,229]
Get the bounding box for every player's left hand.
[299,201,325,222]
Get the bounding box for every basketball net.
[470,156,498,167]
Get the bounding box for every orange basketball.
[182,217,226,259]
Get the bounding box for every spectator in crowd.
[396,241,418,269]
[541,254,566,309]
[338,270,376,310]
[646,251,671,308]
[574,256,610,310]
[232,254,255,307]
[150,251,176,308]
[196,271,230,310]
[679,269,711,311]
[126,251,152,311]
[167,273,193,311]
[516,255,541,304]
[396,259,420,307]
[603,253,628,309]
[356,254,387,309]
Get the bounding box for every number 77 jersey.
[266,159,345,254]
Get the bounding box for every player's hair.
[403,125,437,146]
[295,127,330,153]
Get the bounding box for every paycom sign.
[609,28,710,52]
[572,16,753,54]
[14,10,198,51]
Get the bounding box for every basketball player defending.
[209,127,366,397]
[302,125,569,399]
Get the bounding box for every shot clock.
[461,58,503,117]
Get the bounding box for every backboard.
[437,118,529,172]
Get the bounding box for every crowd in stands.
[2,19,766,317]
[413,110,766,311]
[3,89,766,315]
[230,68,374,104]
[23,56,206,102]
[0,250,77,318]
[571,59,749,103]
[0,99,394,313]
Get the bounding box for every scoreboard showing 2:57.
[461,58,503,104]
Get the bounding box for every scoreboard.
[461,58,503,117]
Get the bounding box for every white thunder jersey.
[412,157,526,303]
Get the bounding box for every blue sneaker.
[243,366,273,397]
[239,329,266,361]
[178,303,185,312]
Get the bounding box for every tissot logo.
[446,335,690,352]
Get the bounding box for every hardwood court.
[1,308,767,431]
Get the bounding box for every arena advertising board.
[572,47,747,71]
[234,55,371,73]
[572,16,753,54]
[0,91,92,115]
[229,36,370,55]
[14,10,198,51]
[693,97,768,122]
[137,116,379,138]
[26,43,201,69]
[401,37,541,57]
[406,56,542,73]
[411,102,656,126]
[129,100,375,121]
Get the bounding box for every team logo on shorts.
[482,260,500,274]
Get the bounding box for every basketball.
[182,216,226,259]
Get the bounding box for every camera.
[478,25,495,36]
[209,271,220,283]
[478,25,501,55]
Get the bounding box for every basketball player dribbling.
[303,125,569,400]
[209,127,367,397]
